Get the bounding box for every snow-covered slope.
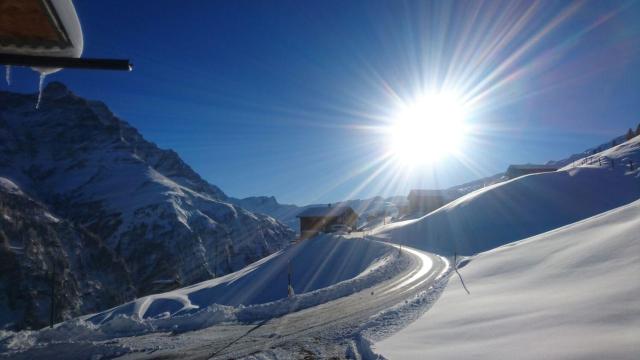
[548,134,628,167]
[373,135,640,256]
[0,178,134,330]
[0,83,294,329]
[87,235,397,323]
[375,198,640,359]
[0,236,410,355]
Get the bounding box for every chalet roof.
[296,206,356,218]
[0,0,73,50]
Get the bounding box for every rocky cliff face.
[0,177,135,330]
[0,83,294,330]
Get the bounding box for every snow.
[375,198,640,359]
[372,136,640,256]
[87,235,396,322]
[2,89,638,359]
[0,177,23,195]
[370,136,640,358]
[0,235,411,356]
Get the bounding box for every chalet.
[407,189,450,215]
[506,164,559,179]
[296,205,358,239]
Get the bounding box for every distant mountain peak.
[42,81,73,99]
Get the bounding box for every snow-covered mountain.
[0,83,294,330]
[0,177,135,330]
[2,104,637,357]
[230,196,304,230]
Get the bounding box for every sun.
[387,92,468,166]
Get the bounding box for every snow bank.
[375,198,640,359]
[0,236,410,354]
[373,136,640,255]
[90,235,395,322]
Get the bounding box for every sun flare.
[387,93,469,165]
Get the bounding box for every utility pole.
[49,262,55,328]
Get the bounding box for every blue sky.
[4,0,640,205]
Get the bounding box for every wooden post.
[287,261,294,297]
[49,262,55,328]
[453,252,470,295]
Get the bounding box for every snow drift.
[375,197,640,359]
[373,136,640,255]
[0,236,410,355]
[88,235,397,323]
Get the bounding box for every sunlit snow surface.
[374,136,640,359]
[88,235,395,323]
[376,198,640,359]
[0,235,412,356]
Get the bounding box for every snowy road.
[111,241,449,359]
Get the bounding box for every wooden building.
[506,164,559,179]
[296,205,358,239]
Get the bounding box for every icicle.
[4,65,10,85]
[35,72,46,110]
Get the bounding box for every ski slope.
[375,198,640,359]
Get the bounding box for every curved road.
[115,240,449,359]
